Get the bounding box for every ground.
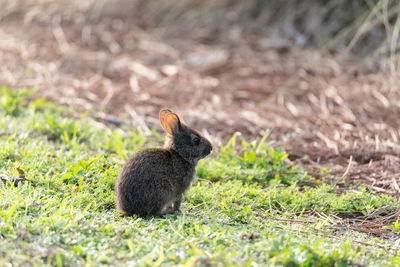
[0,88,400,266]
[0,1,400,266]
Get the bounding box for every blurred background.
[0,0,399,192]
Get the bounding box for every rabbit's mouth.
[202,146,212,157]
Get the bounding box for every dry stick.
[340,155,353,179]
[312,209,341,225]
[371,186,387,193]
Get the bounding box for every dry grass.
[92,0,400,72]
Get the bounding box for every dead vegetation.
[267,207,400,243]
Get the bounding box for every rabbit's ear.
[159,109,181,134]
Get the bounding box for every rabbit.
[115,109,212,216]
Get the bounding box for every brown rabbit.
[115,109,212,216]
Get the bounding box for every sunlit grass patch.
[198,131,308,186]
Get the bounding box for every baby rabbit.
[115,109,212,216]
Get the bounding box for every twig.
[340,155,353,179]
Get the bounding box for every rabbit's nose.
[208,144,213,153]
[203,146,212,156]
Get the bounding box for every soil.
[0,1,399,196]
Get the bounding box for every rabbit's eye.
[193,137,200,146]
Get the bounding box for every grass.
[0,87,400,266]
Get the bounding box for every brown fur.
[115,109,212,216]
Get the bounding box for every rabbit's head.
[160,109,212,163]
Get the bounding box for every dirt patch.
[0,1,399,195]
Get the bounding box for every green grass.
[1,87,400,266]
